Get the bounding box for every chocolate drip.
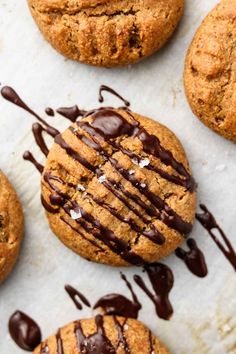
[1,86,59,137]
[113,317,131,354]
[134,263,174,320]
[196,204,236,271]
[57,105,86,122]
[56,330,64,354]
[45,107,54,116]
[99,85,130,107]
[32,123,50,157]
[9,311,42,351]
[149,331,155,354]
[94,273,141,318]
[75,315,116,354]
[65,284,91,310]
[175,238,208,278]
[23,151,44,174]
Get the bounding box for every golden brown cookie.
[34,315,171,353]
[184,0,236,142]
[41,108,196,266]
[0,170,24,283]
[28,0,184,67]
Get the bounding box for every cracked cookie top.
[34,315,171,353]
[28,0,184,67]
[184,0,236,143]
[41,108,196,266]
[0,170,24,283]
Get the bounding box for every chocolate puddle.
[134,263,174,320]
[93,273,141,318]
[9,311,42,351]
[175,238,208,278]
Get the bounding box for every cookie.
[41,108,196,266]
[28,0,184,67]
[0,170,24,283]
[184,0,236,142]
[34,315,171,353]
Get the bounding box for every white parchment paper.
[0,1,235,353]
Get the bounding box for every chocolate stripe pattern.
[41,108,194,264]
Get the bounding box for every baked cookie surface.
[184,0,236,142]
[28,0,184,67]
[41,108,196,266]
[34,315,171,353]
[0,170,24,283]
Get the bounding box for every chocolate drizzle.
[93,273,141,318]
[196,204,236,271]
[134,263,174,320]
[8,311,42,351]
[1,86,59,137]
[65,284,91,310]
[113,317,131,354]
[32,123,50,157]
[75,315,116,354]
[23,151,44,174]
[98,85,130,107]
[56,330,64,354]
[57,105,86,122]
[45,107,54,116]
[175,238,208,278]
[1,86,60,176]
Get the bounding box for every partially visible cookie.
[41,108,196,266]
[28,0,184,67]
[184,0,236,142]
[0,170,24,283]
[34,315,171,353]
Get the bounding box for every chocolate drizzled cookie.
[34,315,171,354]
[41,108,196,266]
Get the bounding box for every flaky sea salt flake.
[70,209,82,220]
[98,175,106,183]
[139,158,150,168]
[77,184,86,191]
